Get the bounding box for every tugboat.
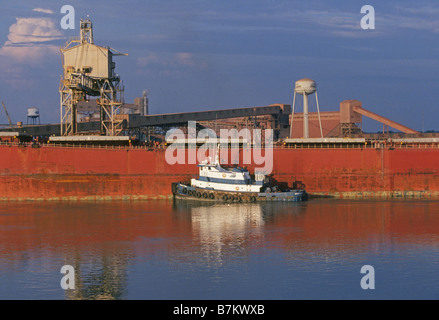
[172,152,308,203]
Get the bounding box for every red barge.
[0,140,438,201]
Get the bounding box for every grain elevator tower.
[59,17,127,136]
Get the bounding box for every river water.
[0,198,438,300]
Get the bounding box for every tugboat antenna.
[215,143,220,166]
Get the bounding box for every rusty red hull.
[0,145,438,200]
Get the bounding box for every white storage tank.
[294,78,317,95]
[27,107,40,125]
[27,107,39,118]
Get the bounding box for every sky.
[1,0,439,132]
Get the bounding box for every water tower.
[290,78,323,138]
[27,107,40,125]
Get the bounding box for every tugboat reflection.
[173,201,306,266]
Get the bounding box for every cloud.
[195,4,439,38]
[4,17,63,44]
[371,5,439,33]
[282,7,439,37]
[32,8,55,15]
[179,7,375,38]
[174,52,207,68]
[396,5,439,15]
[0,45,59,62]
[0,17,63,62]
[137,52,208,72]
[137,53,163,67]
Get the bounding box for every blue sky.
[1,0,439,131]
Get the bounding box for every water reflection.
[187,203,265,266]
[63,249,130,300]
[0,201,177,300]
[1,199,439,299]
[171,201,308,265]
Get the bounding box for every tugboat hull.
[172,183,307,203]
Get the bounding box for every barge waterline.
[0,195,173,202]
[1,191,438,202]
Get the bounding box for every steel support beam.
[353,106,418,134]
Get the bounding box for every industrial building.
[0,18,428,145]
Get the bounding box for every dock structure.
[0,98,423,143]
[0,104,291,140]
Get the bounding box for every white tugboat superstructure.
[191,153,265,193]
[172,149,308,203]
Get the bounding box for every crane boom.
[1,101,13,126]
